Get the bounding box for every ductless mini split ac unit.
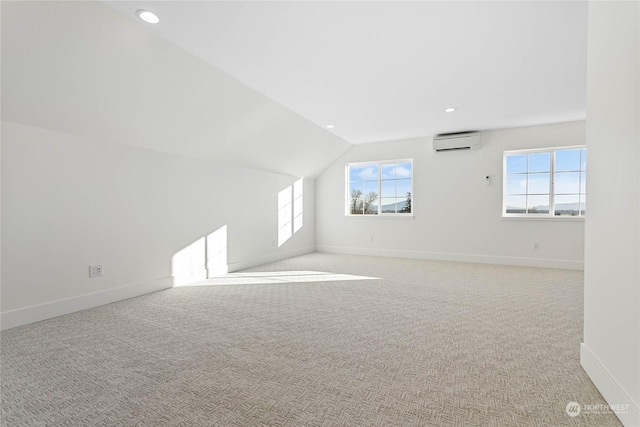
[432,131,480,152]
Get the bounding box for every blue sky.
[505,148,586,196]
[349,162,412,201]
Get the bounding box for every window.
[503,147,586,217]
[346,160,413,216]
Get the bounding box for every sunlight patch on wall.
[277,185,293,247]
[178,270,380,287]
[172,225,228,287]
[171,237,207,287]
[206,225,228,277]
[293,178,303,233]
[278,178,304,247]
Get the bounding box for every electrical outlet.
[89,265,103,278]
[533,243,540,250]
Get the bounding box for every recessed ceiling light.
[136,9,160,24]
[444,107,457,113]
[326,124,335,129]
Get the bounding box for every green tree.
[399,191,412,213]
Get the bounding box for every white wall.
[316,121,586,269]
[1,121,315,328]
[582,2,639,426]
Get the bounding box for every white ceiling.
[104,1,588,144]
[1,1,352,178]
[2,1,588,178]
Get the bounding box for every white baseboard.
[315,245,584,270]
[227,246,315,272]
[1,277,173,331]
[580,343,640,427]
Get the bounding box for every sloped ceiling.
[104,1,588,144]
[1,1,352,178]
[2,1,588,176]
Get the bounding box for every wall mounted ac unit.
[433,131,480,152]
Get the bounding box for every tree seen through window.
[347,161,412,215]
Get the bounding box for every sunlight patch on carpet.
[176,270,380,287]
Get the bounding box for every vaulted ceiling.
[1,1,351,178]
[105,1,588,144]
[2,1,587,177]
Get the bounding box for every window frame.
[345,159,414,217]
[502,146,586,219]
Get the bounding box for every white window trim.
[502,145,586,219]
[501,216,584,222]
[345,158,414,217]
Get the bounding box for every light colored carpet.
[1,253,622,426]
